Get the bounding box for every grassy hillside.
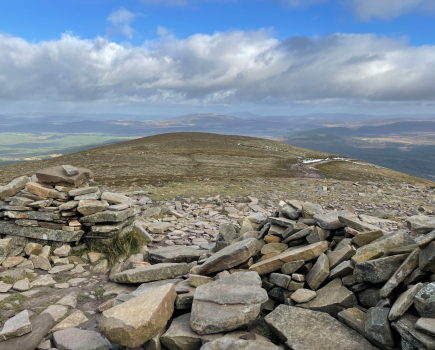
[0,133,432,194]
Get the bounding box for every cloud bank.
[1,29,435,107]
[349,0,435,20]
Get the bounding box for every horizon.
[1,0,435,116]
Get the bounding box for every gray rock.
[392,313,435,350]
[389,283,424,321]
[354,254,409,284]
[0,238,13,256]
[199,333,281,350]
[305,253,329,291]
[0,310,32,341]
[132,279,182,297]
[0,221,83,243]
[300,278,357,317]
[358,288,382,308]
[199,239,262,275]
[265,305,377,350]
[77,200,109,216]
[281,260,304,275]
[407,215,435,235]
[190,272,268,335]
[313,210,352,230]
[380,249,421,299]
[327,245,356,269]
[62,165,79,176]
[415,318,435,337]
[68,187,99,197]
[329,260,354,279]
[414,282,435,318]
[150,246,201,264]
[281,204,301,220]
[53,328,110,350]
[0,313,55,350]
[365,307,396,348]
[269,273,291,289]
[161,313,222,350]
[113,263,190,283]
[420,242,435,273]
[0,176,30,200]
[79,206,139,223]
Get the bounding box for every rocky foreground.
[0,165,435,349]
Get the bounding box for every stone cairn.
[0,170,435,349]
[0,165,139,252]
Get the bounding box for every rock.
[415,318,435,337]
[281,260,304,275]
[380,249,421,298]
[42,305,68,322]
[148,222,175,234]
[419,242,435,273]
[30,275,57,288]
[265,305,377,350]
[302,202,323,218]
[49,264,74,274]
[0,176,30,200]
[24,243,43,256]
[1,256,25,268]
[190,272,268,335]
[354,254,409,284]
[30,255,52,271]
[100,284,177,347]
[92,260,109,273]
[339,215,383,232]
[79,206,139,223]
[313,210,352,230]
[36,166,93,186]
[261,243,287,255]
[269,273,291,289]
[190,275,214,287]
[282,226,312,244]
[0,238,13,256]
[365,307,396,347]
[77,199,109,216]
[305,253,329,291]
[352,230,383,247]
[327,245,356,269]
[25,182,59,198]
[134,221,153,243]
[329,261,354,279]
[392,313,435,350]
[0,310,32,341]
[13,278,30,292]
[300,278,357,317]
[199,334,281,350]
[358,288,382,308]
[161,313,222,350]
[113,263,190,284]
[101,192,131,204]
[150,246,201,264]
[352,231,415,264]
[407,215,435,235]
[389,283,424,321]
[291,288,317,303]
[414,283,435,318]
[199,239,262,275]
[57,292,78,308]
[49,310,88,333]
[53,328,110,350]
[0,281,12,293]
[53,245,71,257]
[249,241,329,275]
[0,313,55,350]
[68,186,99,197]
[0,268,26,280]
[62,165,79,176]
[59,200,79,211]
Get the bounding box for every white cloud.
[0,29,435,108]
[107,8,138,39]
[348,0,435,20]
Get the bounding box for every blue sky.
[1,0,435,116]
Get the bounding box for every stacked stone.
[0,165,139,247]
[96,199,435,350]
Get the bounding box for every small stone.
[365,307,396,348]
[189,274,214,287]
[50,310,88,333]
[24,242,43,256]
[42,305,68,321]
[13,278,30,292]
[306,253,329,291]
[389,283,424,321]
[354,253,409,284]
[0,281,13,293]
[420,242,435,273]
[414,282,435,318]
[1,256,24,268]
[30,255,52,271]
[281,260,304,275]
[62,165,79,176]
[92,259,109,273]
[415,318,435,337]
[53,245,71,257]
[269,273,291,289]
[56,292,78,308]
[30,275,57,288]
[291,289,317,303]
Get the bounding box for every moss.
[94,288,105,298]
[77,293,88,303]
[0,293,27,311]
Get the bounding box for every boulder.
[36,166,93,186]
[100,284,176,347]
[265,305,377,350]
[190,272,268,335]
[113,263,190,284]
[249,241,329,275]
[53,328,110,350]
[300,278,357,317]
[199,238,262,275]
[24,242,43,256]
[407,215,435,235]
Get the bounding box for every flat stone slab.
[190,272,268,335]
[79,206,140,223]
[354,253,409,284]
[0,310,32,341]
[113,263,190,284]
[149,246,201,264]
[53,328,110,350]
[0,221,84,242]
[265,305,377,350]
[0,176,30,200]
[36,166,93,186]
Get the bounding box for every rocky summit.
[0,164,435,349]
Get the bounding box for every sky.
[1,0,435,116]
